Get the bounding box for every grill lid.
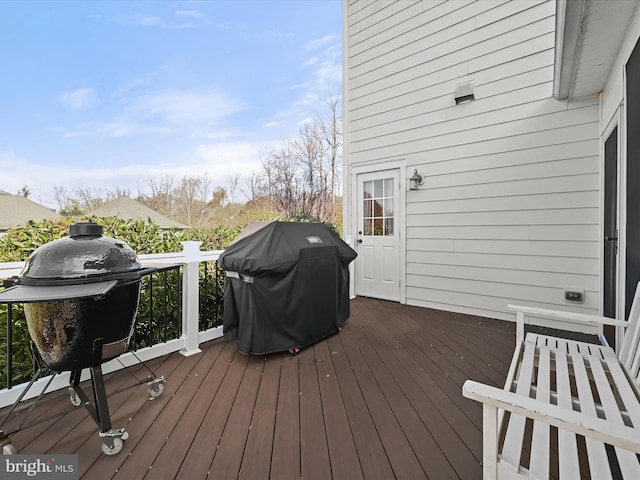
[0,221,142,303]
[20,221,142,283]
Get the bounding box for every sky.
[0,0,342,207]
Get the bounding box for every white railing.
[0,242,225,408]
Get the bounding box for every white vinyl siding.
[345,0,600,320]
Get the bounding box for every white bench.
[463,286,640,479]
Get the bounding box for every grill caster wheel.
[101,438,124,456]
[2,443,16,455]
[288,348,300,355]
[69,390,82,407]
[148,382,164,398]
[101,431,128,456]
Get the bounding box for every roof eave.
[553,0,585,100]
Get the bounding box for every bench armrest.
[462,380,640,454]
[507,304,629,345]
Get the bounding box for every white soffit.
[555,0,640,100]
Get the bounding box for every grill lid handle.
[69,221,104,238]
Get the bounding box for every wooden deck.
[2,297,515,479]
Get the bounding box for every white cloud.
[58,88,99,110]
[58,88,244,139]
[305,34,337,51]
[140,16,163,26]
[195,141,264,171]
[110,66,168,99]
[127,90,246,127]
[297,117,313,126]
[176,10,206,19]
[116,14,194,29]
[304,57,319,67]
[59,120,175,138]
[257,32,341,137]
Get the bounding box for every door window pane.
[363,219,373,236]
[362,177,395,236]
[373,179,383,198]
[373,199,383,217]
[385,218,394,236]
[364,199,372,217]
[363,181,372,198]
[384,178,394,198]
[374,218,383,235]
[384,199,394,217]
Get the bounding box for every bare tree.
[253,94,342,223]
[293,121,326,218]
[240,170,264,202]
[226,173,241,204]
[175,175,213,226]
[318,90,342,222]
[53,184,130,216]
[141,174,216,227]
[145,175,177,218]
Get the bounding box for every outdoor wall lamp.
[454,81,475,104]
[409,169,423,190]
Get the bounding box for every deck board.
[238,353,280,480]
[2,297,515,479]
[312,340,364,480]
[270,353,301,479]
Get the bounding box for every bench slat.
[604,356,640,425]
[529,345,551,479]
[555,350,580,480]
[590,355,640,477]
[501,341,537,471]
[569,349,613,480]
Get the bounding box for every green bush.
[0,217,242,389]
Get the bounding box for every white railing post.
[180,241,203,356]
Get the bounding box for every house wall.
[344,0,601,321]
[601,5,640,133]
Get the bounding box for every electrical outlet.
[564,289,584,303]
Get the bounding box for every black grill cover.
[219,221,357,354]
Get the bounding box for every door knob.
[357,239,363,244]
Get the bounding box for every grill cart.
[0,221,165,455]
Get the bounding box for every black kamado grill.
[0,221,165,455]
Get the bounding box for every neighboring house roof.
[555,0,640,100]
[87,196,189,229]
[0,189,61,231]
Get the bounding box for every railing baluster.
[148,272,154,347]
[213,260,224,327]
[202,263,209,330]
[162,270,168,344]
[7,304,13,390]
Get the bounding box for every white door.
[355,169,400,301]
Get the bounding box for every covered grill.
[219,221,357,355]
[0,221,164,455]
